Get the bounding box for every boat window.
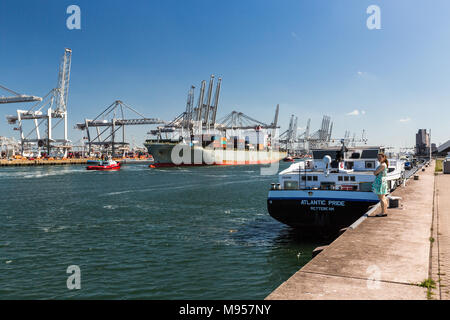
[301,176,306,181]
[313,176,318,181]
[361,149,379,159]
[320,182,335,190]
[350,152,360,159]
[312,150,337,160]
[284,181,299,190]
[344,176,349,181]
[359,182,372,192]
[338,176,343,181]
[350,176,356,181]
[307,176,312,181]
[365,161,375,169]
[346,161,354,169]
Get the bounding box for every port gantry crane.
[213,105,281,150]
[149,75,223,139]
[0,85,42,158]
[149,75,282,151]
[216,107,278,131]
[75,100,166,157]
[5,48,72,157]
[305,115,333,150]
[279,115,334,154]
[279,114,298,153]
[0,136,21,158]
[0,85,42,104]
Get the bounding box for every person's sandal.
[374,213,388,217]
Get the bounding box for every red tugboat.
[86,158,121,171]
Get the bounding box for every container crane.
[6,48,72,157]
[0,85,42,104]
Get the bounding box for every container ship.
[144,75,286,167]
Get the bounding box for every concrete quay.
[432,173,450,299]
[0,158,88,166]
[267,162,439,300]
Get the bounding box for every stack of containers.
[227,139,234,149]
[238,138,245,149]
[221,136,227,149]
[211,136,221,149]
[256,131,266,151]
[232,137,246,150]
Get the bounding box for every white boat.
[267,142,405,233]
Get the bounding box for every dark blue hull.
[267,190,379,233]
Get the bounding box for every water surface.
[0,163,322,299]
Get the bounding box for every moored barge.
[267,143,405,233]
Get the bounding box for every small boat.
[283,156,294,162]
[86,159,121,171]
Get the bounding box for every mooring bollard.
[388,196,401,208]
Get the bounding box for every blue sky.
[1,0,450,149]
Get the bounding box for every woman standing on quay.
[372,153,389,217]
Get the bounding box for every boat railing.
[269,183,371,192]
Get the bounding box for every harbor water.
[0,163,323,299]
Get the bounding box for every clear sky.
[1,0,450,150]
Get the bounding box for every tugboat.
[86,157,121,171]
[267,141,405,234]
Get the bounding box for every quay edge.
[266,161,436,300]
